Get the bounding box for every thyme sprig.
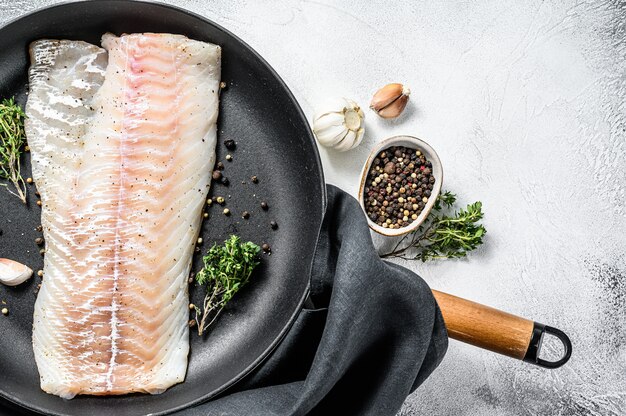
[380,191,486,261]
[0,98,27,204]
[194,235,261,336]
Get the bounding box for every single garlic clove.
[371,83,404,110]
[327,128,350,148]
[370,83,411,119]
[313,119,344,147]
[312,110,344,131]
[377,93,409,119]
[318,123,348,148]
[335,129,357,152]
[355,127,365,144]
[0,258,33,286]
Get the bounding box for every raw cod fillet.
[26,33,221,398]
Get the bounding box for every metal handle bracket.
[523,322,572,368]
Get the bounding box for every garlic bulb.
[0,258,33,286]
[312,98,365,152]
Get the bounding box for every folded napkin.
[181,185,448,415]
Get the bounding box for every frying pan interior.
[0,2,325,415]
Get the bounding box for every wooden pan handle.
[431,290,572,368]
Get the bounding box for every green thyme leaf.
[0,97,27,203]
[380,191,486,261]
[194,235,261,335]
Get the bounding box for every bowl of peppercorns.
[359,135,443,236]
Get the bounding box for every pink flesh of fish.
[27,33,221,398]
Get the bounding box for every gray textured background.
[1,1,625,415]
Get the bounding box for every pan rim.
[0,1,327,415]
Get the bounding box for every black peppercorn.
[242,211,250,219]
[262,243,271,253]
[383,162,395,174]
[261,201,269,210]
[224,139,236,150]
[220,176,230,186]
[251,176,259,184]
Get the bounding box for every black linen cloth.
[181,185,448,415]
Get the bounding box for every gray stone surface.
[1,1,624,415]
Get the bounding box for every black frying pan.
[0,1,325,415]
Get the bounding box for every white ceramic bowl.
[358,135,443,237]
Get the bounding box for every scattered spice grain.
[224,139,236,150]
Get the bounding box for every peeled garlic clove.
[312,98,365,152]
[370,83,411,119]
[0,258,33,286]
